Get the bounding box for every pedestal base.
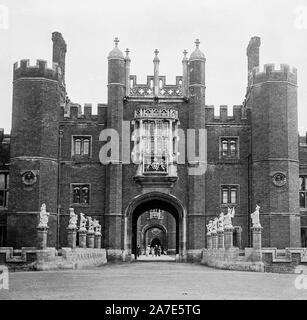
[87,232,95,249]
[37,227,48,250]
[94,234,102,249]
[67,229,77,249]
[78,231,87,249]
[224,227,234,250]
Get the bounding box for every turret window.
[220,137,239,159]
[72,136,92,157]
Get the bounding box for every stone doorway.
[124,192,187,261]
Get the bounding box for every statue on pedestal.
[251,205,262,228]
[38,203,49,229]
[212,218,218,233]
[206,220,213,234]
[88,217,94,233]
[79,213,87,232]
[68,208,78,229]
[93,219,102,235]
[224,207,235,228]
[218,212,224,231]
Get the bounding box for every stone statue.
[93,219,102,235]
[206,220,213,234]
[212,218,218,233]
[68,208,78,229]
[224,207,235,228]
[38,203,49,228]
[88,216,94,233]
[79,213,87,231]
[218,212,224,231]
[251,204,261,228]
[96,224,102,235]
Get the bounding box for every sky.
[0,0,307,134]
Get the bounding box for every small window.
[72,184,90,205]
[0,172,9,208]
[221,185,238,205]
[220,137,239,159]
[300,176,307,208]
[73,136,91,157]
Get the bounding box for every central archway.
[124,192,187,261]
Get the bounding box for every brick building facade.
[0,32,307,262]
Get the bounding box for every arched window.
[73,186,81,203]
[83,139,90,156]
[222,140,228,157]
[73,136,91,156]
[230,140,237,157]
[75,139,81,155]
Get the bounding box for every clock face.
[272,173,287,187]
[22,171,37,186]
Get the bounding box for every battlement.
[13,59,61,81]
[252,63,297,85]
[129,75,183,97]
[205,105,250,123]
[60,103,107,123]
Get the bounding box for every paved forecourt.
[0,261,307,300]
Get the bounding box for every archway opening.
[125,192,186,260]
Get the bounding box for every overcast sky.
[0,0,307,134]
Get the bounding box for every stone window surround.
[71,183,91,207]
[219,136,240,160]
[220,184,240,206]
[71,135,92,158]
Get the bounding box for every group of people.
[146,244,166,257]
[136,244,167,257]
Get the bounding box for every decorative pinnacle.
[195,39,200,49]
[153,49,160,62]
[114,37,119,47]
[183,50,188,57]
[125,48,131,62]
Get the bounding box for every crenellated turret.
[7,32,67,248]
[250,58,301,248]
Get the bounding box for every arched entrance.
[124,192,187,261]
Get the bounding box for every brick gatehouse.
[0,32,306,262]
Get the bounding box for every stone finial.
[153,49,160,62]
[114,37,119,47]
[195,39,200,49]
[182,50,188,61]
[125,48,131,62]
